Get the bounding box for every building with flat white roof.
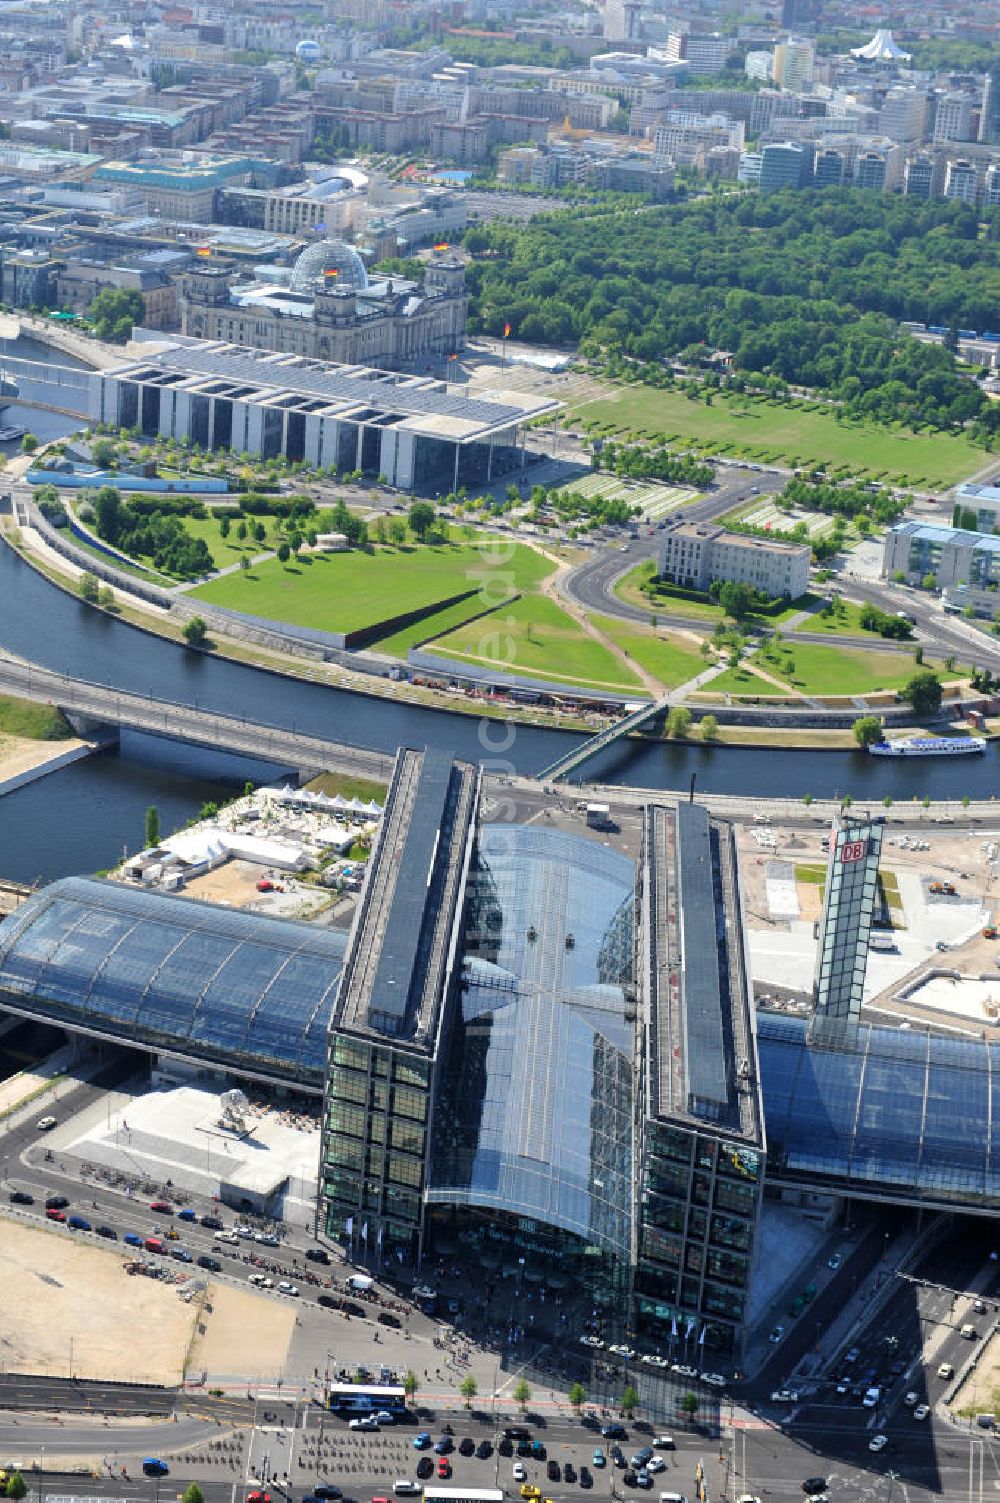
[659,520,810,599]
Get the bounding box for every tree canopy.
[88,287,146,343]
[464,190,1000,439]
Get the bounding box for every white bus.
[421,1489,504,1503]
[327,1383,406,1415]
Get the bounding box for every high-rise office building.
[979,67,1000,145]
[879,86,928,143]
[934,91,975,144]
[945,158,978,204]
[813,814,884,1023]
[813,148,845,187]
[759,140,811,190]
[772,36,814,94]
[855,150,887,190]
[904,153,940,199]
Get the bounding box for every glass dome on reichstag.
[289,238,368,294]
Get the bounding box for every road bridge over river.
[0,654,393,783]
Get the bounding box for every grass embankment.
[568,386,985,488]
[304,771,386,803]
[588,614,706,689]
[0,695,73,741]
[191,540,554,637]
[428,593,643,692]
[712,642,938,698]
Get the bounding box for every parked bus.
[422,1489,505,1503]
[327,1384,406,1415]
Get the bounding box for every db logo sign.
[841,839,868,864]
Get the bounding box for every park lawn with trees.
[702,664,796,697]
[792,597,882,638]
[587,613,707,688]
[0,694,72,740]
[617,560,813,625]
[427,593,644,692]
[190,538,555,637]
[369,594,514,657]
[570,386,983,487]
[727,642,942,697]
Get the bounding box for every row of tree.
[595,442,715,489]
[92,487,212,579]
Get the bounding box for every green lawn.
[427,593,644,692]
[733,641,933,697]
[705,666,796,698]
[372,594,511,658]
[616,562,816,627]
[568,387,985,488]
[183,516,267,569]
[588,614,706,689]
[189,540,555,635]
[790,598,880,638]
[0,694,73,741]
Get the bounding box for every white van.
[393,1483,419,1496]
[961,1323,977,1339]
[214,1229,238,1244]
[659,1494,689,1503]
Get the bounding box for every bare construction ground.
[0,1219,196,1383]
[186,1282,296,1385]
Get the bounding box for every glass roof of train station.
[0,877,346,1086]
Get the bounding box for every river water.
[1,337,998,881]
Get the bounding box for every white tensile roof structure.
[851,28,911,62]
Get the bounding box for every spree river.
[1,338,999,880]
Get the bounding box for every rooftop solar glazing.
[0,877,345,1085]
[115,342,539,429]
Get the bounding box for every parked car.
[67,1216,91,1231]
[197,1255,222,1272]
[45,1208,66,1222]
[96,1225,117,1239]
[459,1439,475,1458]
[416,1459,434,1481]
[436,1460,450,1480]
[9,1191,33,1205]
[44,1195,68,1210]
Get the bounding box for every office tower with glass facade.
[321,747,479,1264]
[813,814,884,1023]
[633,803,765,1359]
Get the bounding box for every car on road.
[937,1363,954,1380]
[904,1391,919,1406]
[653,1436,675,1449]
[149,1201,173,1214]
[393,1483,419,1496]
[172,1248,193,1262]
[862,1386,881,1408]
[633,1472,652,1489]
[249,1273,273,1288]
[518,1488,539,1503]
[67,1216,91,1231]
[416,1459,433,1481]
[8,1191,33,1205]
[914,1404,930,1421]
[828,1253,843,1271]
[349,1416,379,1431]
[768,1325,785,1344]
[45,1208,66,1222]
[124,1232,144,1247]
[259,1233,279,1246]
[591,1451,606,1469]
[413,1434,431,1450]
[802,1481,827,1496]
[671,1364,697,1379]
[306,1247,330,1263]
[844,1347,860,1364]
[608,1344,635,1360]
[201,1215,223,1231]
[36,1116,56,1131]
[144,1237,165,1254]
[277,1281,300,1297]
[44,1195,68,1210]
[646,1457,666,1474]
[609,1447,626,1469]
[629,1449,653,1468]
[869,1435,887,1453]
[512,1464,526,1483]
[771,1390,799,1404]
[602,1424,628,1440]
[96,1225,117,1239]
[311,1492,340,1502]
[143,1461,169,1478]
[700,1372,726,1388]
[177,1208,197,1222]
[246,1492,271,1503]
[197,1255,222,1272]
[580,1334,604,1349]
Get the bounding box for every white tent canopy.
[851,28,911,62]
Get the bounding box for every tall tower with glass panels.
[813,814,884,1023]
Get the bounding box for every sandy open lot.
[186,1281,296,1384]
[182,859,266,907]
[0,734,86,782]
[0,1219,196,1383]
